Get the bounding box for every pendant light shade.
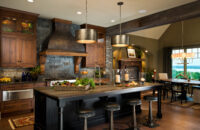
[111,34,129,47]
[111,2,129,47]
[76,28,97,44]
[76,0,97,44]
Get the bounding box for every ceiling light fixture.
[138,9,147,14]
[110,20,115,23]
[76,11,82,15]
[145,50,148,53]
[27,0,34,3]
[111,2,129,48]
[75,0,97,44]
[171,21,195,60]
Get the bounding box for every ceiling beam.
[106,1,200,36]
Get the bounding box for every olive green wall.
[158,17,200,73]
[113,35,159,71]
[130,35,159,71]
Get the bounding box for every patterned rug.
[8,115,34,129]
[162,98,200,110]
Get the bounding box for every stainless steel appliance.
[2,89,33,101]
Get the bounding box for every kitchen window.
[172,48,200,80]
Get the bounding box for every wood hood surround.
[39,18,88,74]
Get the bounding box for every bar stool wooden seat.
[79,109,95,130]
[128,99,142,130]
[143,95,159,128]
[105,103,120,130]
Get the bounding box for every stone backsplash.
[0,68,30,79]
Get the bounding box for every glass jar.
[139,72,146,85]
[124,69,130,83]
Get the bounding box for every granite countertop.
[0,81,45,85]
[34,82,162,100]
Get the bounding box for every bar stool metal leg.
[148,101,154,127]
[110,111,114,130]
[133,104,138,130]
[84,117,87,130]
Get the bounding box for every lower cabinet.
[0,82,46,115]
[1,99,33,114]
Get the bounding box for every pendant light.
[75,0,97,44]
[111,2,129,47]
[171,21,195,59]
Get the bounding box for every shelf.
[39,50,88,74]
[39,50,88,57]
[119,58,145,62]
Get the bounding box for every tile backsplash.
[0,68,29,79]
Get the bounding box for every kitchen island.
[34,83,162,130]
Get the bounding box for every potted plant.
[135,48,142,58]
[30,66,41,81]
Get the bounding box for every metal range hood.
[39,18,88,74]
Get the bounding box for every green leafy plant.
[135,48,142,58]
[30,65,41,74]
[74,78,96,89]
[145,69,154,82]
[30,66,41,81]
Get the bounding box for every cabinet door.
[20,15,36,35]
[19,37,36,67]
[0,35,19,67]
[85,44,97,67]
[97,41,106,67]
[1,10,20,33]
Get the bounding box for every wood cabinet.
[0,7,38,68]
[0,82,46,115]
[2,99,33,114]
[1,35,18,67]
[81,24,106,68]
[18,37,37,67]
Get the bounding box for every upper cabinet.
[0,8,37,35]
[0,7,38,68]
[81,24,106,68]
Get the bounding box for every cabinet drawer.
[2,99,33,113]
[3,89,33,101]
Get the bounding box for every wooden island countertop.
[34,82,162,100]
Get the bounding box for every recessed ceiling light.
[27,0,34,3]
[77,11,82,15]
[138,10,147,14]
[110,20,115,23]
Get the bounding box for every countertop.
[0,81,45,86]
[34,82,162,100]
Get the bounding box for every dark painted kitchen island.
[34,83,163,130]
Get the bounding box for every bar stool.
[128,99,142,130]
[79,109,95,130]
[143,95,159,128]
[105,103,120,130]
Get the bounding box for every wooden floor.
[1,100,200,130]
